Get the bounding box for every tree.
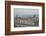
[33,15,36,17]
[16,14,18,17]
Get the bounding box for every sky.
[14,8,39,17]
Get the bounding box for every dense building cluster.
[14,15,39,27]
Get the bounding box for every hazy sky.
[14,8,39,17]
